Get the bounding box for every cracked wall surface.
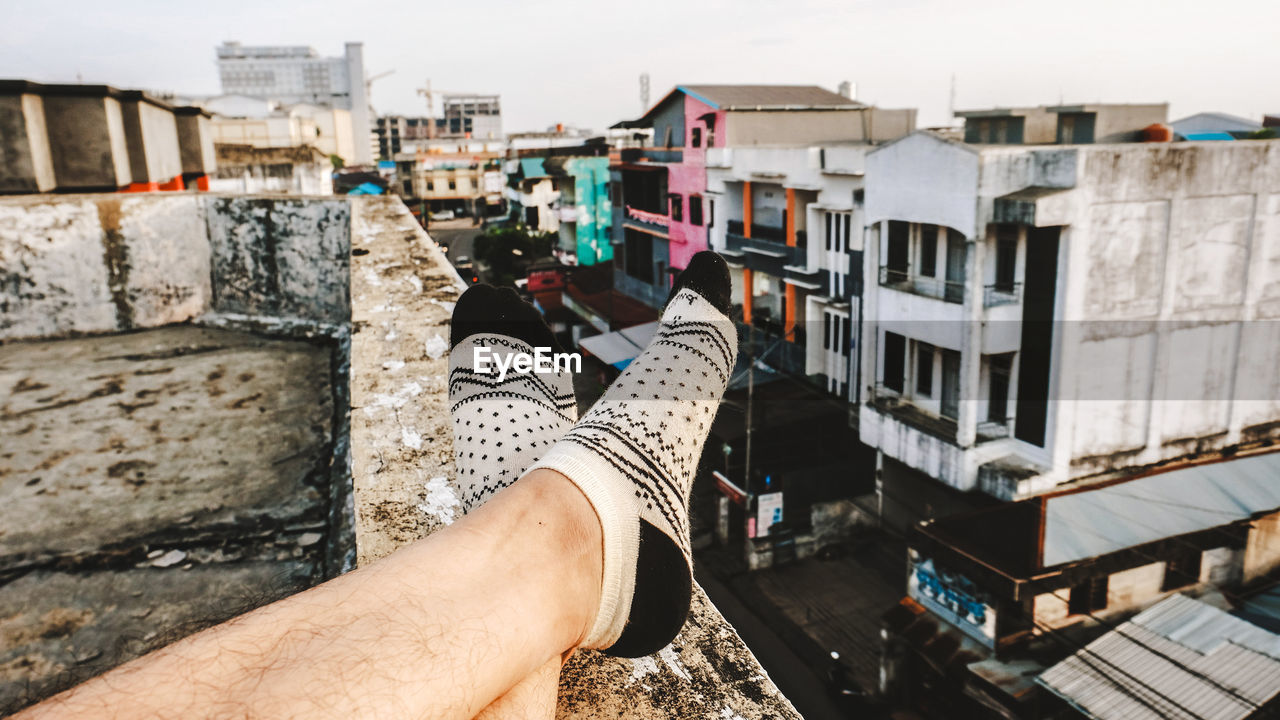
[0,194,352,713]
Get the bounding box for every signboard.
[907,551,997,648]
[483,171,504,194]
[756,492,784,538]
[711,471,746,506]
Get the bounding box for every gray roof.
[1043,450,1280,567]
[1038,594,1280,720]
[679,84,861,110]
[1171,112,1262,135]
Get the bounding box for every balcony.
[724,221,804,275]
[879,266,964,304]
[870,386,959,442]
[623,205,670,234]
[983,282,1021,307]
[619,147,683,164]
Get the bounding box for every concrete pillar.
[957,228,987,449]
[42,84,133,191]
[0,81,56,193]
[119,91,182,191]
[346,42,373,166]
[742,267,754,324]
[174,107,217,185]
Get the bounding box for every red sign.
[712,471,746,506]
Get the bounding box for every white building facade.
[859,133,1280,528]
[216,42,371,164]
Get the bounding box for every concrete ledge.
[349,196,800,719]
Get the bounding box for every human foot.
[525,252,737,657]
[449,284,578,513]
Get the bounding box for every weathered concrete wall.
[0,326,337,711]
[727,108,917,146]
[0,193,349,341]
[175,111,217,177]
[0,192,356,712]
[204,196,350,324]
[349,196,802,720]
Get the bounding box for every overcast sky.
[4,0,1277,132]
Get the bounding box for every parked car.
[432,210,456,221]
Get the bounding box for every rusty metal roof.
[680,84,862,110]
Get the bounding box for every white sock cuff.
[524,450,638,650]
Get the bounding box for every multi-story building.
[203,96,354,162]
[858,133,1280,532]
[441,94,502,140]
[883,448,1280,717]
[505,143,613,266]
[215,41,371,164]
[705,131,916,399]
[610,84,917,309]
[955,103,1168,145]
[396,139,505,218]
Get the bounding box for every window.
[988,354,1013,422]
[426,182,434,191]
[1069,576,1109,615]
[886,221,910,275]
[689,195,703,226]
[843,214,851,251]
[919,224,938,277]
[1162,548,1203,591]
[448,180,457,190]
[624,229,655,284]
[883,332,906,393]
[690,127,702,147]
[995,226,1017,291]
[916,344,934,397]
[825,213,833,251]
[402,180,412,195]
[708,198,715,228]
[611,181,622,204]
[669,194,683,222]
[824,313,832,350]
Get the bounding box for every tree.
[472,225,557,287]
[329,154,345,170]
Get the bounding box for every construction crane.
[365,69,395,116]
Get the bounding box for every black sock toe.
[451,284,561,352]
[665,251,732,315]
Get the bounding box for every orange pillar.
[742,181,752,238]
[784,283,796,341]
[742,268,754,325]
[785,188,796,247]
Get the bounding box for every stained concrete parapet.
[0,83,56,194]
[349,196,801,719]
[0,193,350,340]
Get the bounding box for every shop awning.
[578,322,660,370]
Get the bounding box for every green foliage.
[329,154,345,170]
[1250,128,1278,140]
[473,224,557,287]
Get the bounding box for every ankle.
[517,469,604,649]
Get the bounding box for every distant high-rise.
[216,41,372,164]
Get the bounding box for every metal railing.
[983,282,1022,307]
[878,267,964,304]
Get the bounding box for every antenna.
[640,72,650,114]
[949,73,956,118]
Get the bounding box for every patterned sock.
[526,252,737,657]
[448,285,577,513]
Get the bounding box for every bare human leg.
[17,469,601,720]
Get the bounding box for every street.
[426,217,482,265]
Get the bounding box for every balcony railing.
[870,383,959,441]
[625,205,670,227]
[879,267,964,304]
[976,416,1016,441]
[724,228,805,268]
[984,282,1022,307]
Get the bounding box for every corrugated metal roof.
[1042,451,1280,567]
[1038,595,1280,720]
[679,85,861,110]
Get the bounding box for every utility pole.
[743,321,755,505]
